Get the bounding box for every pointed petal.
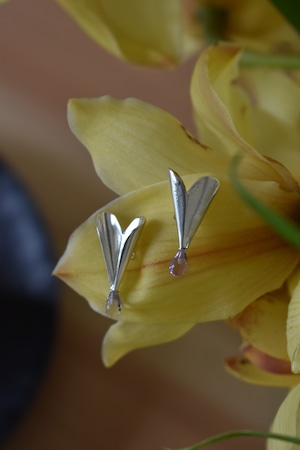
[234,69,300,184]
[190,44,299,192]
[191,43,242,155]
[232,290,290,361]
[225,356,300,387]
[267,384,300,450]
[102,321,193,367]
[287,281,300,373]
[68,96,227,195]
[56,0,184,66]
[54,173,300,324]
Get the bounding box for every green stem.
[240,50,300,68]
[168,429,300,450]
[229,154,300,249]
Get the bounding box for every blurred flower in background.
[0,162,58,446]
[56,0,300,66]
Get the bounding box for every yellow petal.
[102,321,193,367]
[236,69,300,185]
[68,96,227,195]
[288,265,300,296]
[232,290,289,361]
[224,0,300,53]
[56,0,185,66]
[54,173,300,325]
[191,43,244,156]
[267,383,300,450]
[288,282,300,374]
[225,356,300,387]
[190,44,300,192]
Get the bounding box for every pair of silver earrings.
[96,169,220,318]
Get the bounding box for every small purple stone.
[169,249,188,277]
[105,290,122,319]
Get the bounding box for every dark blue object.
[0,162,58,446]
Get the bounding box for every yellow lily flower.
[225,265,300,387]
[54,43,300,367]
[224,276,300,445]
[56,0,300,66]
[225,287,300,387]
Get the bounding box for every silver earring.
[168,169,220,277]
[96,212,146,319]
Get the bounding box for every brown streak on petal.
[180,124,209,149]
[140,229,295,272]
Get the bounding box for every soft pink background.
[0,1,287,449]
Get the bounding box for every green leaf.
[229,154,300,249]
[166,429,300,450]
[269,0,300,34]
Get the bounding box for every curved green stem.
[168,429,300,450]
[229,154,300,249]
[240,50,300,68]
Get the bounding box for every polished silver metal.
[168,169,220,276]
[96,212,146,318]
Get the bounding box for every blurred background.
[0,1,288,449]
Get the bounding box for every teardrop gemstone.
[169,249,188,277]
[105,290,122,319]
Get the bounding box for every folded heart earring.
[96,212,146,319]
[168,168,220,277]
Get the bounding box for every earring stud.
[168,169,220,277]
[96,212,146,319]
